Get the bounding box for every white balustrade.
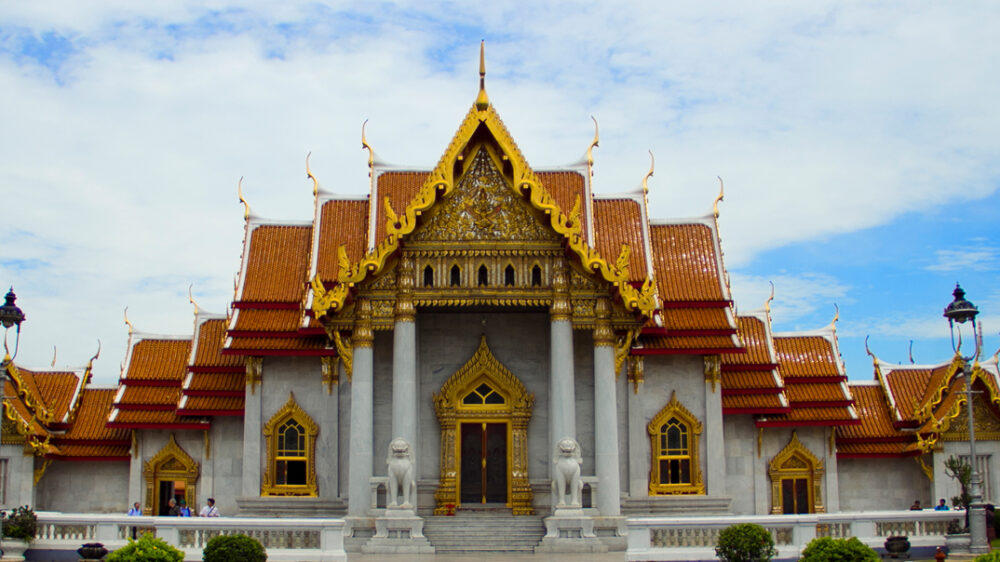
[627,510,960,561]
[28,512,346,562]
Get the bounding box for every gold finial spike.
[641,150,654,209]
[124,306,134,336]
[188,284,200,315]
[237,176,250,221]
[909,340,915,364]
[832,303,839,325]
[306,152,318,198]
[586,116,599,177]
[90,340,101,364]
[713,176,725,218]
[50,346,57,368]
[864,335,876,360]
[764,281,775,314]
[361,120,374,174]
[475,40,490,111]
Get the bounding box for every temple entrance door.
[459,422,508,504]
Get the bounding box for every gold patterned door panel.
[459,421,508,504]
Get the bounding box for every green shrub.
[799,536,878,561]
[107,532,184,562]
[203,533,267,562]
[973,551,1000,562]
[715,523,777,562]
[2,505,37,540]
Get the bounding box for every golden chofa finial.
[88,340,101,366]
[361,120,374,176]
[123,306,134,336]
[586,116,599,178]
[306,152,318,198]
[713,176,725,218]
[188,284,200,315]
[764,281,775,315]
[832,303,839,325]
[641,150,654,208]
[237,176,250,220]
[475,40,489,111]
[50,345,57,368]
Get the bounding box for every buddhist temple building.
[2,47,998,552]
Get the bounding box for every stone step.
[422,514,545,553]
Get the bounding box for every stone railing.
[627,510,958,561]
[28,512,346,562]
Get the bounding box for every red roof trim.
[755,419,862,428]
[632,347,745,356]
[188,367,244,374]
[227,331,304,338]
[836,451,920,459]
[182,390,244,398]
[176,409,244,417]
[297,328,326,336]
[722,407,791,415]
[837,437,914,444]
[221,349,337,357]
[721,388,784,396]
[784,376,847,384]
[107,422,210,430]
[118,379,182,388]
[722,364,780,372]
[790,401,854,408]
[50,439,131,446]
[231,302,299,310]
[660,301,732,309]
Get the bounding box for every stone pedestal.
[536,508,608,553]
[361,506,434,554]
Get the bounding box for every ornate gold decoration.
[916,455,934,482]
[354,298,374,349]
[204,429,211,460]
[593,297,614,347]
[245,357,263,395]
[941,393,1000,441]
[628,354,645,393]
[395,255,415,322]
[476,40,489,111]
[647,391,705,495]
[768,431,825,514]
[143,434,199,516]
[703,355,721,393]
[550,261,571,321]
[433,336,534,515]
[3,362,56,424]
[331,331,352,381]
[321,356,339,394]
[757,427,764,458]
[237,176,250,220]
[310,76,657,321]
[262,393,319,497]
[615,329,639,377]
[586,116,599,178]
[1,403,26,445]
[34,458,52,486]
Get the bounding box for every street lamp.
[0,288,26,364]
[943,283,989,554]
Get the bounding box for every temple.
[3,46,999,552]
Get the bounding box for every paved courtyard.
[348,553,627,561]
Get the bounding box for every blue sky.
[1,2,998,384]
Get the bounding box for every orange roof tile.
[883,364,950,422]
[722,394,788,411]
[723,316,775,366]
[760,406,857,424]
[186,372,244,393]
[124,339,192,382]
[838,384,911,442]
[636,335,741,353]
[836,441,914,456]
[593,198,646,282]
[721,371,783,391]
[191,319,243,370]
[373,171,427,250]
[538,171,587,241]
[316,198,370,282]
[786,383,852,404]
[118,385,181,406]
[179,396,243,414]
[229,308,301,333]
[774,336,843,379]
[59,389,130,442]
[649,223,726,302]
[660,308,733,332]
[14,368,79,424]
[110,409,207,427]
[239,224,312,303]
[51,443,131,458]
[225,336,334,353]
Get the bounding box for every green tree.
[106,533,184,562]
[715,523,777,562]
[203,533,267,562]
[799,537,879,562]
[945,455,972,513]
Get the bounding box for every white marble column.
[703,356,726,496]
[348,299,375,517]
[626,356,648,496]
[241,357,263,498]
[593,298,621,516]
[549,263,576,457]
[392,256,418,474]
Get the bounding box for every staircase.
[423,508,546,553]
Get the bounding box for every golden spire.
[832,303,839,325]
[237,176,250,220]
[641,150,654,210]
[764,281,775,315]
[361,120,374,176]
[88,340,101,366]
[713,176,725,218]
[50,346,57,368]
[306,152,318,198]
[124,306,134,337]
[188,284,200,315]
[476,40,490,111]
[586,116,599,178]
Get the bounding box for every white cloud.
[729,272,848,327]
[926,246,1000,272]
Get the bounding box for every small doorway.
[460,422,508,504]
[157,480,186,515]
[780,477,809,514]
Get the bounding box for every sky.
[1,2,998,386]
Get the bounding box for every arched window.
[478,264,489,286]
[531,265,542,287]
[647,391,704,495]
[423,265,434,287]
[450,265,461,286]
[462,382,506,405]
[263,393,318,496]
[504,265,515,286]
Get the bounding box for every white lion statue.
[551,437,583,508]
[386,437,415,508]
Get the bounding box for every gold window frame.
[647,391,704,495]
[262,393,318,497]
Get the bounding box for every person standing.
[199,497,219,517]
[167,498,181,517]
[127,502,142,516]
[935,499,950,511]
[179,499,191,517]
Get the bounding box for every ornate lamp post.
[0,287,25,556]
[943,283,989,554]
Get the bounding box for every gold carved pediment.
[410,147,559,245]
[942,394,1000,441]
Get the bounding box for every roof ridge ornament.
[641,150,654,209]
[361,120,375,177]
[237,176,250,221]
[476,40,489,111]
[306,152,318,198]
[586,116,599,179]
[50,345,57,367]
[764,281,775,315]
[188,284,200,315]
[124,306,134,337]
[713,176,725,218]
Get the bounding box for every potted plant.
[2,505,38,561]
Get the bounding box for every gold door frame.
[434,336,534,515]
[769,431,825,514]
[143,434,199,516]
[457,419,510,505]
